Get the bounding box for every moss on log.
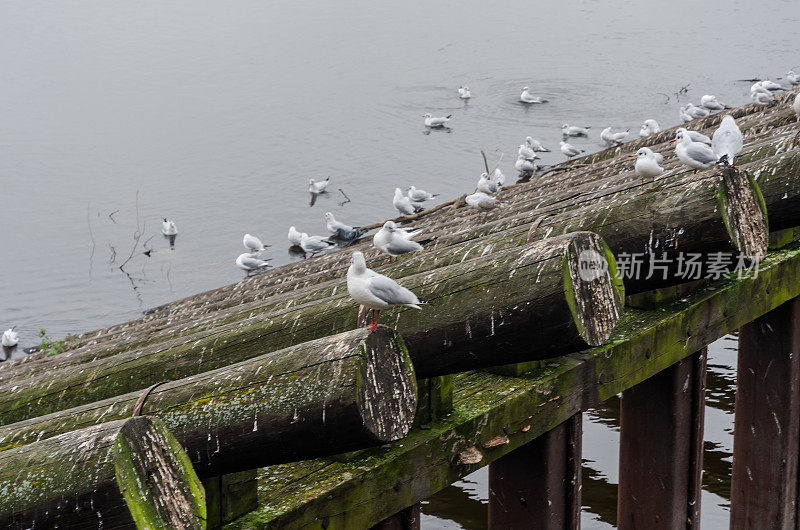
[0,416,205,529]
[0,328,417,474]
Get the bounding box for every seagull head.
[350,251,367,273]
[522,86,529,91]
[422,113,431,118]
[309,178,315,185]
[324,212,334,222]
[561,124,569,131]
[383,221,397,232]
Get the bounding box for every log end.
[113,416,207,529]
[357,327,417,443]
[563,232,625,347]
[719,167,769,261]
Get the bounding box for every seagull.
[794,93,800,120]
[526,136,550,152]
[750,82,772,96]
[161,218,178,236]
[406,185,438,202]
[514,156,536,174]
[787,71,800,86]
[562,124,590,137]
[751,91,773,106]
[1,327,19,348]
[288,226,303,247]
[299,232,335,254]
[235,253,271,278]
[323,212,365,242]
[520,87,548,104]
[639,119,660,137]
[347,251,422,331]
[700,95,730,112]
[560,141,583,160]
[373,221,424,260]
[243,233,269,254]
[465,191,500,213]
[680,107,694,123]
[491,168,506,189]
[712,115,743,167]
[600,127,629,146]
[324,212,353,235]
[477,172,499,195]
[686,130,712,145]
[458,86,472,99]
[309,177,330,194]
[630,147,664,185]
[756,80,784,91]
[684,103,710,119]
[423,113,452,128]
[393,187,421,216]
[674,129,717,173]
[518,144,539,161]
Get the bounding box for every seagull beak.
[628,154,637,158]
[669,139,676,143]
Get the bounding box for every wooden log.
[617,349,707,529]
[202,470,258,528]
[370,504,421,530]
[0,328,417,474]
[488,413,582,529]
[0,416,206,529]
[730,297,800,528]
[0,232,622,425]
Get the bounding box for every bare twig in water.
[337,188,351,207]
[674,84,691,99]
[87,203,95,279]
[108,209,119,224]
[119,191,143,271]
[657,92,670,104]
[108,243,117,264]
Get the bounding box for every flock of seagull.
[5,74,800,349]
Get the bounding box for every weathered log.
[0,328,417,473]
[0,416,206,529]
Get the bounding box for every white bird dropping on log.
[243,233,269,254]
[406,186,438,202]
[701,95,729,111]
[393,188,420,216]
[477,172,499,195]
[308,177,330,194]
[562,124,590,137]
[674,128,716,173]
[526,136,550,152]
[161,218,178,236]
[639,119,660,137]
[423,113,452,127]
[347,251,422,331]
[712,115,743,167]
[372,221,424,260]
[560,141,583,160]
[288,226,303,246]
[519,87,547,104]
[235,253,270,277]
[465,191,500,212]
[458,86,471,99]
[600,127,629,146]
[631,148,664,185]
[787,71,800,86]
[299,233,335,254]
[1,327,19,348]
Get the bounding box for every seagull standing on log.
[712,115,743,167]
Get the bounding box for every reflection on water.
[422,335,738,528]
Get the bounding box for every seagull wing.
[367,275,421,308]
[686,143,718,165]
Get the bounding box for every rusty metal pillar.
[617,348,707,529]
[487,413,582,529]
[730,297,800,529]
[370,504,421,530]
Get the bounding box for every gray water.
[0,1,794,527]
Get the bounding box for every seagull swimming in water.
[372,221,424,261]
[630,147,664,186]
[406,186,438,202]
[161,218,178,236]
[308,177,330,194]
[526,136,550,152]
[700,95,730,112]
[674,128,717,173]
[639,119,660,137]
[600,127,629,146]
[393,188,422,216]
[288,226,303,247]
[519,87,547,104]
[712,115,743,167]
[236,253,271,277]
[347,251,422,331]
[423,113,452,128]
[560,141,584,160]
[243,233,269,254]
[562,124,590,137]
[1,327,19,348]
[458,86,472,99]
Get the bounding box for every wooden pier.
[0,89,798,529]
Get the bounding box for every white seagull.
[423,113,452,128]
[562,124,590,137]
[477,172,500,195]
[323,212,365,241]
[1,327,19,348]
[235,253,271,277]
[639,119,660,137]
[674,129,717,173]
[492,168,506,189]
[243,233,269,253]
[373,221,424,260]
[700,95,729,112]
[518,144,539,161]
[526,136,550,152]
[393,187,420,216]
[680,107,694,123]
[324,212,352,235]
[686,130,712,145]
[560,141,583,160]
[756,80,784,91]
[458,86,472,99]
[684,103,710,119]
[299,232,335,254]
[288,226,303,247]
[465,191,501,213]
[161,218,178,236]
[630,147,665,185]
[600,127,629,146]
[520,87,548,104]
[406,186,438,202]
[751,91,772,106]
[309,177,330,194]
[787,71,800,86]
[514,156,536,174]
[712,115,743,167]
[793,93,800,120]
[347,251,422,331]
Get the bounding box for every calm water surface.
[0,1,794,527]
